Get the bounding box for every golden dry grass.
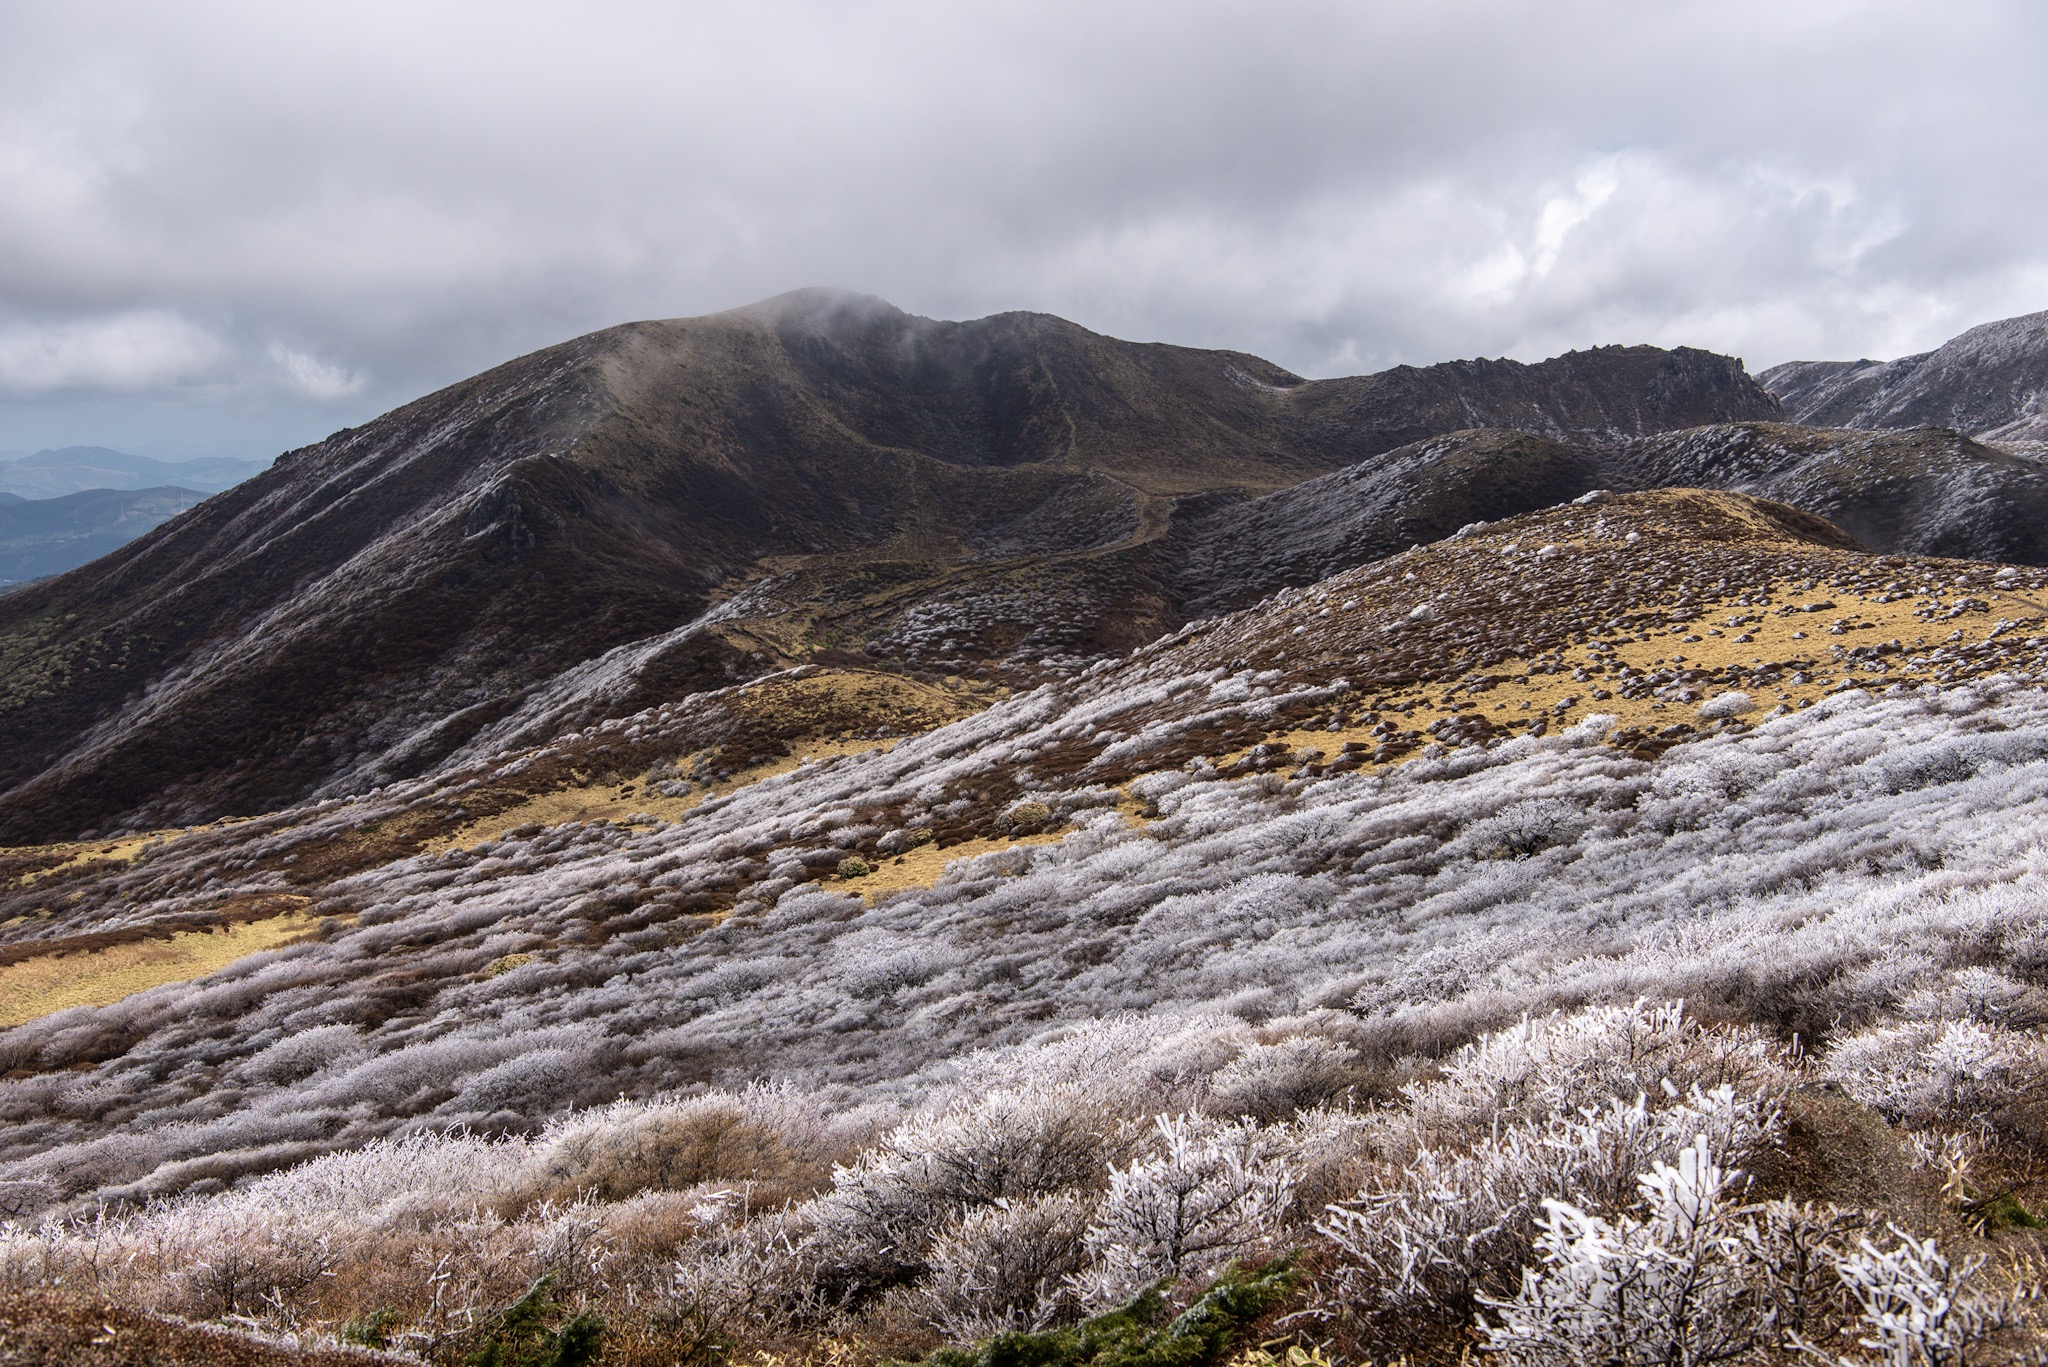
[0,914,324,1027]
[1241,568,2048,769]
[853,830,1069,902]
[433,736,910,852]
[432,670,982,852]
[852,798,1151,903]
[1,817,252,887]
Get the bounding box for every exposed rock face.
[1164,431,1605,617]
[0,292,1781,840]
[1762,309,2048,449]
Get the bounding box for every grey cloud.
[0,0,2044,458]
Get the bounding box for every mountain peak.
[713,285,910,329]
[1762,306,2048,448]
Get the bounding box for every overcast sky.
[2,1,2045,460]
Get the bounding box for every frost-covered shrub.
[1697,691,1755,720]
[510,1094,793,1210]
[911,1191,1093,1339]
[1818,1230,2009,1367]
[800,1079,1126,1299]
[236,1024,369,1085]
[1077,1114,1296,1305]
[1395,1001,1786,1149]
[943,1014,1258,1120]
[1452,798,1590,860]
[450,1045,595,1118]
[1824,1019,2048,1131]
[1478,1139,1770,1367]
[157,1203,345,1318]
[1899,966,2048,1029]
[669,1208,825,1331]
[1320,1082,1780,1309]
[1208,1035,1361,1122]
[1476,1140,1883,1366]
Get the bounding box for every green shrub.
[457,1277,603,1367]
[906,1258,1297,1367]
[839,856,874,879]
[341,1307,400,1348]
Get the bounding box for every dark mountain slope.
[1616,422,2048,564]
[1290,342,1776,447]
[1161,420,2048,617]
[1762,308,2048,448]
[1164,431,1604,617]
[0,291,1778,841]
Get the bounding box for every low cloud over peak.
[1,0,2044,457]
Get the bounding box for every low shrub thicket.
[3,1000,2038,1362]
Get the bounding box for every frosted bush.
[1478,1138,1769,1367]
[800,1078,1125,1297]
[1812,1231,2009,1367]
[236,1024,369,1086]
[511,1093,791,1208]
[1321,1082,1779,1308]
[1698,691,1755,720]
[1451,798,1591,860]
[1077,1113,1297,1304]
[1824,1019,2048,1129]
[1208,1035,1361,1121]
[202,1130,522,1227]
[911,1191,1093,1339]
[943,1013,1256,1117]
[1396,1001,1786,1147]
[1898,967,2047,1028]
[670,1209,825,1331]
[449,1045,593,1118]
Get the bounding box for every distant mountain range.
[0,487,210,588]
[0,447,264,589]
[0,446,267,500]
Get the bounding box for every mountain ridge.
[1761,306,2048,449]
[0,486,207,586]
[0,447,267,499]
[0,292,1784,841]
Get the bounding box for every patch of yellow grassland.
[0,914,324,1027]
[1240,573,2048,769]
[432,736,906,852]
[432,669,986,852]
[1,817,251,887]
[854,831,1068,903]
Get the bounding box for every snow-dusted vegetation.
[5,667,2048,1358]
[6,484,2048,1358]
[12,676,2048,1199]
[0,1000,2034,1363]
